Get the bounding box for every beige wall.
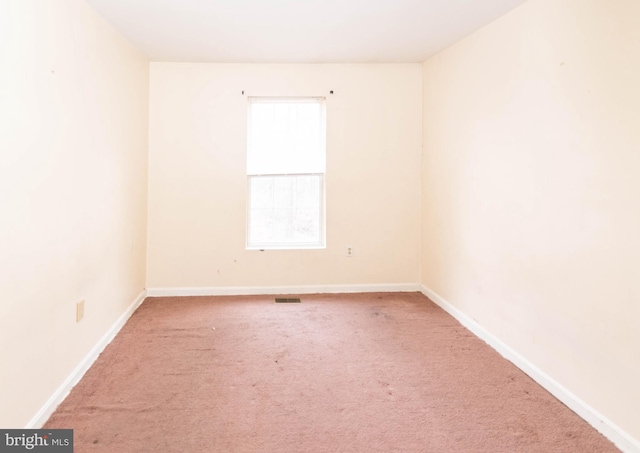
[147,64,422,289]
[0,0,149,427]
[422,0,640,442]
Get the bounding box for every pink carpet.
[45,292,619,452]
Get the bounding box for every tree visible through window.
[246,97,326,249]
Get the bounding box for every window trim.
[245,96,327,250]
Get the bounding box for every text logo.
[0,430,73,452]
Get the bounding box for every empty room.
[1,0,638,451]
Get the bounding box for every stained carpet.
[45,292,619,452]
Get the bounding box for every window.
[246,97,326,249]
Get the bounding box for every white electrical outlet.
[76,300,85,323]
[346,246,353,257]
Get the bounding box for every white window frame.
[246,97,326,250]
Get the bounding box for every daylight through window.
[246,97,326,249]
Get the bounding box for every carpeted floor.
[45,292,619,452]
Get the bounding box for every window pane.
[250,177,274,209]
[247,99,325,175]
[248,174,322,247]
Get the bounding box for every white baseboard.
[420,285,639,453]
[146,283,420,297]
[26,289,147,429]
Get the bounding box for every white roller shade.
[247,97,326,175]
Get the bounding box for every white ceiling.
[85,0,528,63]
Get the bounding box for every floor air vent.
[275,298,301,303]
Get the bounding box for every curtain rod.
[241,91,334,95]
